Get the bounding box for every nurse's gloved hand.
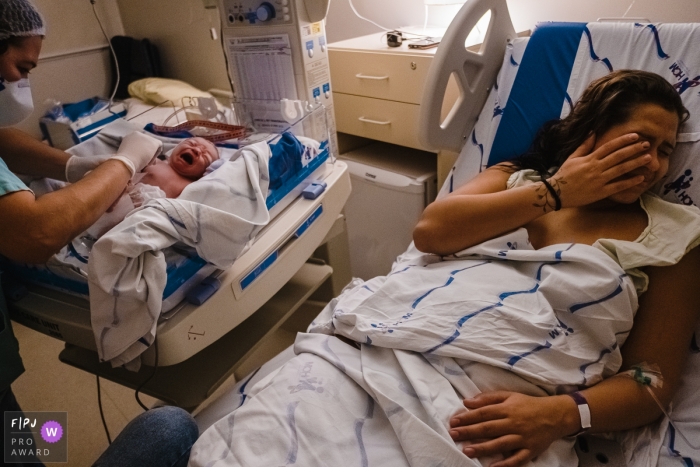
[65,154,111,183]
[110,132,162,177]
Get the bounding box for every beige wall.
[35,0,124,56]
[116,0,231,94]
[507,0,700,32]
[15,0,125,138]
[325,0,700,44]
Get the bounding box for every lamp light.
[423,0,467,5]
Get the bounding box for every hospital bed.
[4,98,352,408]
[190,0,700,465]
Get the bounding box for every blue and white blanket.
[189,229,647,467]
[89,141,270,371]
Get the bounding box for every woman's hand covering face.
[168,137,220,179]
[549,103,679,208]
[547,132,652,208]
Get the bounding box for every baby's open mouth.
[181,152,194,165]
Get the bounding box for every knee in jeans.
[150,406,199,444]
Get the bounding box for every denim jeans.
[92,406,198,467]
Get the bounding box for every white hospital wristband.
[567,391,591,436]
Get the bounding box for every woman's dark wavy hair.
[507,70,689,176]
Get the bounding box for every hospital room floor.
[10,321,158,465]
[8,301,320,466]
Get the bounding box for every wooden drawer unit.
[333,93,423,150]
[328,33,457,150]
[329,50,433,105]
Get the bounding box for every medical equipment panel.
[219,0,338,156]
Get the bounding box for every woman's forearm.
[537,376,667,439]
[413,182,553,255]
[580,375,665,434]
[31,160,131,245]
[450,377,668,466]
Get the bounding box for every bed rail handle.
[418,0,516,153]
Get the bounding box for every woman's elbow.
[413,219,433,253]
[413,218,450,254]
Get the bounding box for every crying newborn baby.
[136,136,220,198]
[88,136,221,238]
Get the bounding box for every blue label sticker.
[322,83,330,93]
[294,205,323,238]
[306,40,314,50]
[240,250,278,290]
[312,87,321,98]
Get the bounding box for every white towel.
[88,141,271,370]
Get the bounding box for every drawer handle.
[355,73,389,81]
[358,116,391,125]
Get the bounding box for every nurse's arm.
[0,160,131,263]
[0,128,70,181]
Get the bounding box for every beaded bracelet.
[540,178,562,211]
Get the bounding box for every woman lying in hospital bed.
[189,70,700,467]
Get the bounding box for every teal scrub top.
[0,157,29,391]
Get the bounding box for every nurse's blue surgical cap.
[0,0,45,42]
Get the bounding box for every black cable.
[90,0,121,114]
[96,376,112,445]
[135,337,159,411]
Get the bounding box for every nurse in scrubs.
[0,1,197,466]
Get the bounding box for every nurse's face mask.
[0,76,34,127]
